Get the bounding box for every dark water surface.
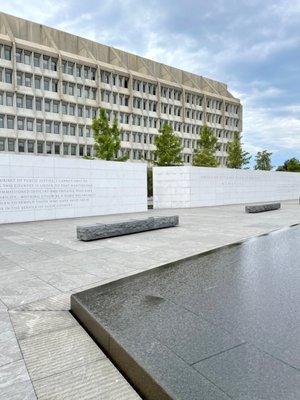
[72,225,300,400]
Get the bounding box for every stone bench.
[245,202,281,213]
[77,215,179,241]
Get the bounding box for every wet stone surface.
[72,225,300,399]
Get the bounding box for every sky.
[1,0,300,168]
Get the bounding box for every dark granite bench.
[245,202,281,213]
[77,215,179,241]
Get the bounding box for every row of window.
[0,137,93,156]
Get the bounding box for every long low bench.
[245,202,281,213]
[77,215,179,241]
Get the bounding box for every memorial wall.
[0,154,147,223]
[153,166,300,209]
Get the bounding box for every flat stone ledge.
[77,216,179,241]
[245,203,281,213]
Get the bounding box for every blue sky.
[1,0,300,167]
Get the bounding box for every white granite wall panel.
[153,166,300,209]
[0,154,147,223]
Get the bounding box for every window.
[36,98,42,111]
[4,46,11,60]
[63,124,68,135]
[24,51,31,65]
[52,80,58,92]
[28,141,35,153]
[79,126,84,136]
[0,92,3,105]
[45,121,52,133]
[68,83,74,96]
[62,103,67,114]
[71,144,76,155]
[17,72,22,86]
[43,55,49,70]
[25,74,32,87]
[34,53,41,67]
[62,82,67,94]
[53,122,60,134]
[53,101,59,113]
[18,140,25,153]
[46,142,52,154]
[78,105,83,117]
[44,99,51,112]
[8,139,15,151]
[54,143,60,154]
[50,58,57,71]
[44,78,50,91]
[35,76,41,89]
[26,96,33,109]
[6,93,13,106]
[5,69,12,84]
[37,141,44,153]
[77,85,82,97]
[36,120,43,132]
[0,114,4,128]
[63,144,69,155]
[17,118,24,130]
[76,65,82,77]
[79,145,84,156]
[67,62,74,75]
[16,48,23,63]
[27,119,33,131]
[7,116,14,129]
[70,125,76,136]
[69,104,75,116]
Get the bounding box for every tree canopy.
[276,158,300,172]
[227,131,251,169]
[192,125,219,167]
[92,108,126,161]
[254,150,273,171]
[154,124,182,166]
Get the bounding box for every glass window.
[53,122,60,134]
[26,96,33,109]
[18,140,25,152]
[43,55,50,69]
[6,93,13,106]
[34,53,41,67]
[8,139,15,151]
[84,66,89,79]
[28,141,35,153]
[34,76,41,89]
[27,119,33,131]
[50,58,57,71]
[24,51,31,65]
[46,142,52,154]
[63,124,68,135]
[63,144,69,155]
[45,121,52,133]
[79,145,84,156]
[70,125,76,135]
[44,78,50,91]
[5,69,12,84]
[7,116,14,129]
[79,126,84,136]
[71,144,76,155]
[4,46,11,60]
[36,98,42,111]
[0,92,3,105]
[36,120,43,132]
[62,103,67,114]
[52,80,58,92]
[77,85,82,97]
[17,72,22,86]
[77,105,83,117]
[37,141,44,153]
[53,101,59,113]
[91,68,96,80]
[76,65,82,77]
[0,114,4,128]
[67,62,74,75]
[68,83,74,96]
[54,143,60,154]
[16,48,23,63]
[44,99,51,112]
[69,104,75,116]
[25,74,32,87]
[17,118,24,130]
[62,82,67,94]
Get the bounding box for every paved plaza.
[1,201,300,399]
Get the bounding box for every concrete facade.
[153,166,300,208]
[0,12,242,166]
[0,153,147,223]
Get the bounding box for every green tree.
[227,131,251,169]
[193,125,219,167]
[276,158,300,172]
[254,150,273,170]
[92,108,125,161]
[154,124,182,166]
